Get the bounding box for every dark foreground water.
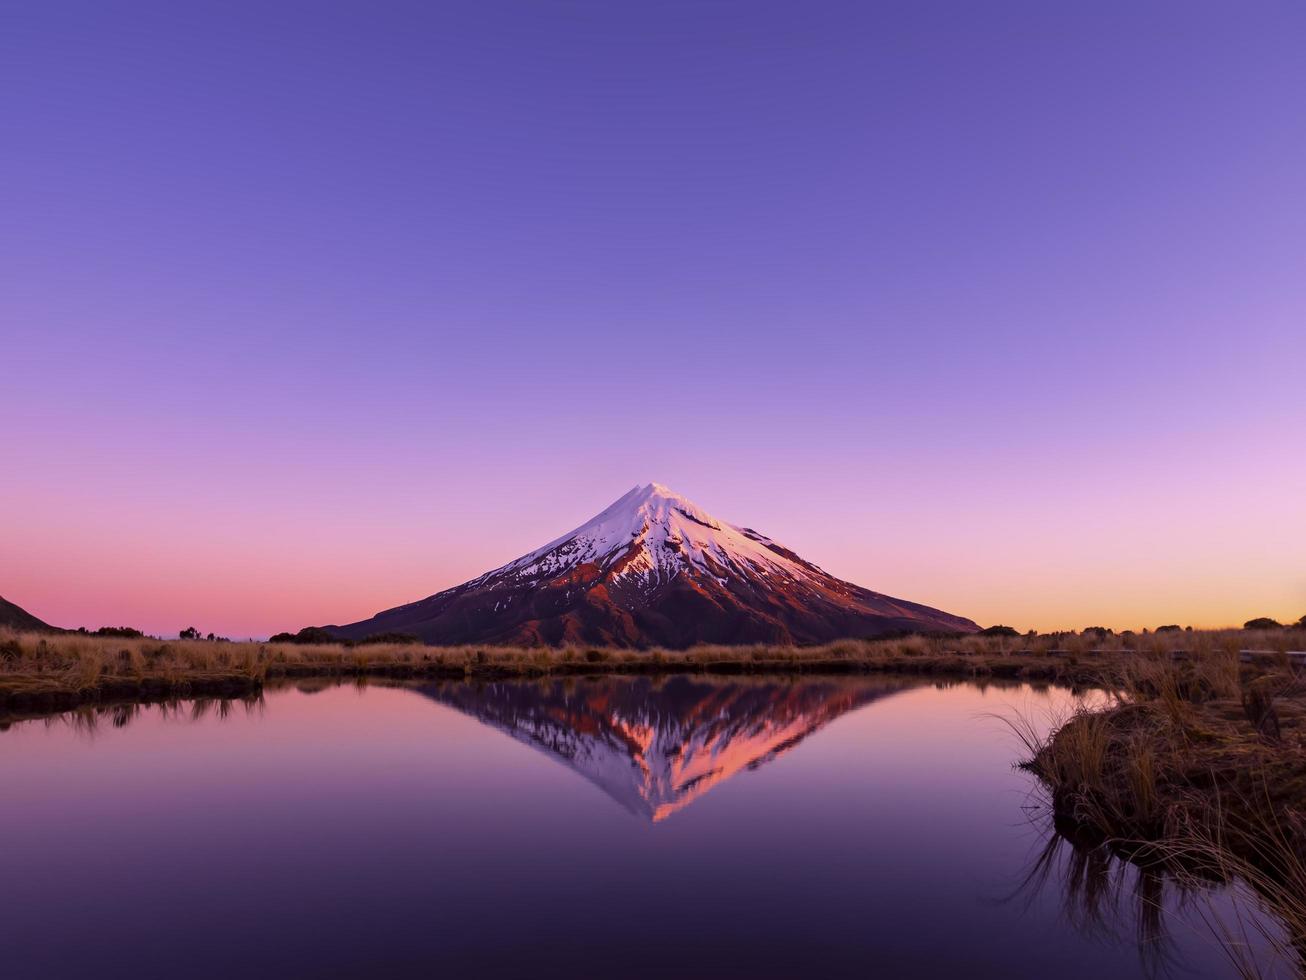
[0,676,1279,979]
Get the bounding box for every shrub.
[1244,617,1283,631]
[269,627,339,645]
[1155,624,1183,633]
[357,632,422,646]
[978,625,1019,637]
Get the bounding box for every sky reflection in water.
[0,676,1273,979]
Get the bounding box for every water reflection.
[412,674,919,821]
[0,675,1276,979]
[1013,808,1292,978]
[0,692,266,733]
[1011,815,1178,977]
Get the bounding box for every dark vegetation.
[268,627,337,645]
[179,627,231,641]
[1245,617,1286,631]
[357,632,422,645]
[268,626,421,646]
[76,626,145,638]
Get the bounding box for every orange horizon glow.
[3,469,1302,638]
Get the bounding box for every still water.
[0,676,1274,978]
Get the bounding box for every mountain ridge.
[0,595,60,633]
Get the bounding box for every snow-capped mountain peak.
[323,483,979,647]
[495,482,811,591]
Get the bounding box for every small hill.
[0,595,61,633]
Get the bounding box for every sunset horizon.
[4,474,1302,639]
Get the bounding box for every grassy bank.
[1,625,1300,715]
[1015,647,1306,975]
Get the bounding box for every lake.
[0,675,1276,978]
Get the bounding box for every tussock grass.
[1012,646,1306,977]
[0,626,1297,715]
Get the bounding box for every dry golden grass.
[0,625,1299,714]
[1010,645,1306,977]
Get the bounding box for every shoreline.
[0,651,1102,717]
[2,626,1300,719]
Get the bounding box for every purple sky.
[3,1,1304,637]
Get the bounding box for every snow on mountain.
[481,482,823,592]
[416,675,917,821]
[323,482,978,647]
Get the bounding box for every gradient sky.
[3,1,1304,638]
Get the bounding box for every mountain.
[324,483,977,647]
[414,675,917,821]
[0,595,60,633]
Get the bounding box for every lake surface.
[0,675,1276,978]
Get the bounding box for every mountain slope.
[414,675,916,821]
[0,595,60,633]
[326,483,978,647]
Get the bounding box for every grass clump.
[1013,649,1306,976]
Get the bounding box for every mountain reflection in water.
[2,676,1279,979]
[412,674,917,821]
